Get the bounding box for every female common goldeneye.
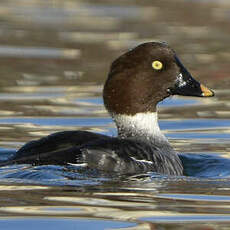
[2,42,214,175]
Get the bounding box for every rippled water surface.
[0,0,230,229]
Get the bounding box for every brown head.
[103,42,214,116]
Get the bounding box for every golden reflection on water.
[1,192,230,226]
[0,185,49,190]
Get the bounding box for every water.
[0,0,229,229]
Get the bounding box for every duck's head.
[103,42,214,116]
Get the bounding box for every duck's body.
[10,113,182,175]
[1,42,214,175]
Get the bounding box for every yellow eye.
[152,60,163,70]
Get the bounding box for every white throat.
[113,112,169,145]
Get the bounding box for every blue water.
[0,219,135,230]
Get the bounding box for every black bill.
[168,55,214,97]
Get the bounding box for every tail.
[0,149,17,167]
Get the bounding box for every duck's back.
[3,131,108,165]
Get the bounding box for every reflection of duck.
[4,42,214,175]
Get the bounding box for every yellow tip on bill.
[200,84,214,97]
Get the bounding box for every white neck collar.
[113,112,169,145]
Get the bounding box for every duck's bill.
[168,55,214,97]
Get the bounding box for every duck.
[1,42,214,176]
